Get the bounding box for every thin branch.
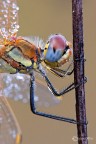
[72,0,88,144]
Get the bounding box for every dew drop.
[16,6,19,11]
[4,14,7,18]
[7,0,11,4]
[12,3,17,9]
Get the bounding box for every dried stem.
[72,0,88,144]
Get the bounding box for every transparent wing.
[0,0,19,38]
[0,75,22,144]
[1,73,60,107]
[0,96,22,144]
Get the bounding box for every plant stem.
[72,0,88,144]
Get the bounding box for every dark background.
[8,0,96,144]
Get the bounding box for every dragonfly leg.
[47,67,74,78]
[57,60,74,76]
[38,64,87,96]
[30,71,87,125]
[47,57,86,78]
[46,60,74,78]
[49,58,86,78]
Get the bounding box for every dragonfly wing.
[0,73,61,107]
[35,72,61,107]
[23,36,45,50]
[0,96,22,144]
[0,0,19,38]
[2,74,30,103]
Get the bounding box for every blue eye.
[53,47,56,53]
[45,46,63,62]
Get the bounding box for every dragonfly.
[0,0,87,144]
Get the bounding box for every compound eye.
[53,47,56,53]
[63,46,70,55]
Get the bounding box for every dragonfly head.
[43,34,72,63]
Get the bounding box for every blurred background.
[5,0,96,143]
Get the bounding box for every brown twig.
[72,0,88,144]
